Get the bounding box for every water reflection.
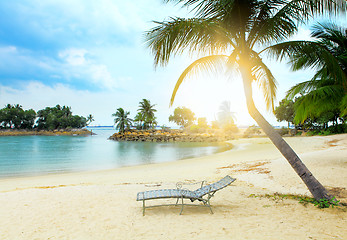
[0,129,232,177]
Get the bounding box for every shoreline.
[0,134,346,239]
[1,134,346,195]
[0,134,345,192]
[0,128,92,136]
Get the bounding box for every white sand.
[0,134,346,240]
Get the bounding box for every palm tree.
[268,22,347,124]
[134,112,145,129]
[62,106,72,117]
[148,116,158,129]
[112,108,133,133]
[145,0,346,201]
[138,99,157,129]
[218,101,236,127]
[86,114,95,126]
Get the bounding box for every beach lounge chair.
[136,175,236,215]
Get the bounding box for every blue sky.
[0,0,345,127]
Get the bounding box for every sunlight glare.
[170,73,257,126]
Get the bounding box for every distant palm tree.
[148,116,158,129]
[145,0,346,201]
[218,101,236,126]
[269,22,347,123]
[138,99,157,129]
[86,114,95,126]
[62,106,72,117]
[134,112,144,129]
[112,108,133,133]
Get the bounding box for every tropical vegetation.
[217,101,238,132]
[136,99,157,129]
[270,22,347,126]
[168,106,196,127]
[273,22,347,134]
[112,108,133,133]
[274,99,295,128]
[36,105,87,130]
[275,96,347,135]
[243,125,262,138]
[86,114,95,126]
[145,0,346,201]
[0,104,87,130]
[0,104,36,129]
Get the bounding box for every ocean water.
[0,129,229,178]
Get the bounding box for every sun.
[170,74,251,125]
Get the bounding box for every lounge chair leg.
[179,197,184,215]
[208,205,213,214]
[207,200,213,214]
[142,200,145,216]
[175,198,179,205]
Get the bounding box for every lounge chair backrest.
[137,175,236,215]
[194,175,236,198]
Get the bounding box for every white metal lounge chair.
[136,175,236,215]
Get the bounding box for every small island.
[109,129,231,142]
[109,101,245,143]
[0,128,92,136]
[0,104,93,136]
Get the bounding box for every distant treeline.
[0,104,86,130]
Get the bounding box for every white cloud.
[0,46,17,53]
[0,82,119,125]
[58,48,119,89]
[89,64,119,89]
[0,81,174,126]
[59,48,88,66]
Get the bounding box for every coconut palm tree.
[134,112,145,129]
[218,101,236,127]
[86,114,95,126]
[112,108,133,133]
[62,106,72,118]
[268,22,347,123]
[145,0,346,201]
[138,99,157,129]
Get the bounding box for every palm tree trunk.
[240,69,332,201]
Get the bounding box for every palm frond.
[170,54,228,106]
[165,0,257,20]
[286,80,318,99]
[264,40,346,83]
[285,0,347,20]
[340,94,347,117]
[145,17,233,67]
[250,0,346,47]
[250,51,278,111]
[293,85,345,122]
[311,22,346,44]
[263,40,321,64]
[248,0,298,47]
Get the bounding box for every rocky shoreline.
[109,129,232,142]
[0,128,92,136]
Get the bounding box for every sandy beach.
[0,134,346,240]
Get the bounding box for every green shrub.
[277,127,289,136]
[243,125,261,138]
[312,197,340,209]
[250,193,341,209]
[189,124,203,133]
[326,124,347,134]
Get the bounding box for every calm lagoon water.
[0,128,229,178]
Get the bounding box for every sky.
[0,0,345,127]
